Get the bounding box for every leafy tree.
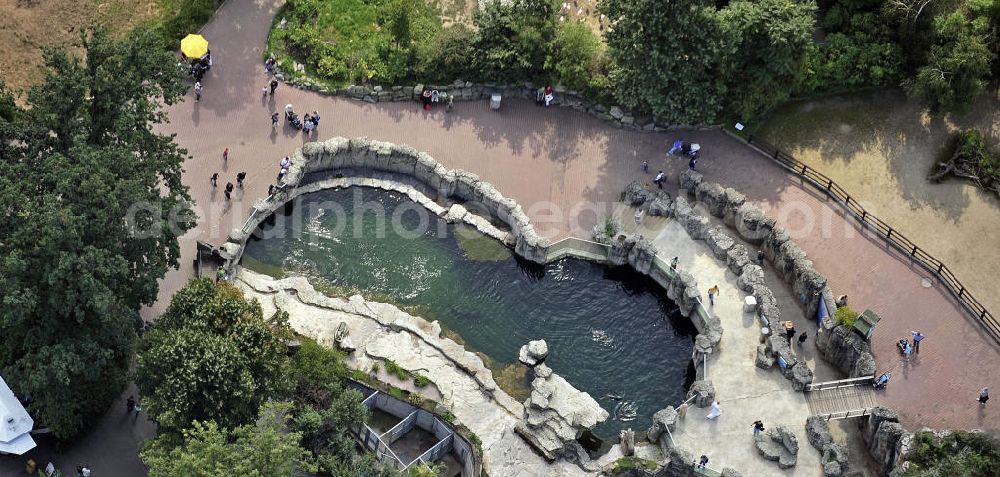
[905,7,995,112]
[601,0,728,124]
[718,0,817,119]
[0,26,192,439]
[141,402,318,477]
[901,430,1000,476]
[473,0,558,83]
[544,21,610,95]
[137,279,292,431]
[414,24,476,82]
[796,32,902,94]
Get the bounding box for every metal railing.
[818,408,873,421]
[804,375,875,392]
[745,134,1000,343]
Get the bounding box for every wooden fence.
[746,134,1000,343]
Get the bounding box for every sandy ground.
[0,0,161,95]
[757,88,1000,332]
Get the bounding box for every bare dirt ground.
[0,0,159,95]
[756,88,1000,324]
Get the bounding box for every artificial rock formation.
[755,425,799,469]
[622,180,655,207]
[646,406,679,444]
[516,364,609,461]
[686,380,715,408]
[518,339,549,367]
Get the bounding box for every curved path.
[156,0,996,437]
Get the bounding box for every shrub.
[440,410,456,423]
[384,359,410,381]
[902,430,1000,476]
[413,374,431,388]
[414,24,476,83]
[544,21,608,95]
[796,33,902,95]
[291,337,346,389]
[834,305,860,329]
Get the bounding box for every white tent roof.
[0,375,36,455]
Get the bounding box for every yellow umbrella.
[180,34,209,59]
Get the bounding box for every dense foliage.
[0,27,192,439]
[270,0,999,122]
[136,279,292,431]
[901,430,1000,476]
[141,403,318,477]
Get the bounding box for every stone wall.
[219,137,551,271]
[277,73,721,132]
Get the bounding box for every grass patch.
[834,306,860,329]
[413,374,431,388]
[384,359,410,381]
[613,456,659,471]
[153,0,220,46]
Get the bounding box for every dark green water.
[243,188,696,436]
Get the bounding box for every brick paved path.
[153,0,996,435]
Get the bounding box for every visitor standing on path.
[707,285,719,306]
[752,420,765,435]
[194,81,203,102]
[216,266,226,283]
[653,170,665,189]
[978,387,989,405]
[224,182,233,200]
[126,396,135,414]
[312,111,320,131]
[784,321,796,345]
[706,401,722,419]
[642,160,649,173]
[210,172,218,187]
[223,147,229,162]
[670,256,679,271]
[697,455,709,469]
[757,249,765,265]
[798,331,808,346]
[270,79,278,95]
[236,171,246,188]
[268,184,275,196]
[911,331,925,353]
[271,112,279,128]
[689,157,697,170]
[634,209,644,225]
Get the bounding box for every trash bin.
[490,93,501,111]
[743,295,757,313]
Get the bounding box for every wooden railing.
[745,134,1000,344]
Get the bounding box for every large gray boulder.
[622,180,654,207]
[755,344,774,369]
[805,416,833,450]
[790,363,814,391]
[678,169,703,196]
[696,181,727,217]
[628,238,658,275]
[646,406,678,443]
[821,443,849,477]
[518,339,549,366]
[516,363,609,461]
[735,203,774,244]
[726,243,751,275]
[686,380,715,408]
[754,425,798,469]
[705,227,735,259]
[736,264,765,293]
[648,192,672,217]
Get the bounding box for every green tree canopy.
[719,0,817,119]
[905,6,996,112]
[0,26,192,439]
[601,0,728,124]
[544,21,610,96]
[137,279,292,431]
[141,402,318,477]
[473,0,559,83]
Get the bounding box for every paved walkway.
[154,0,996,433]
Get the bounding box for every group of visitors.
[896,330,925,358]
[188,50,212,81]
[421,89,445,111]
[282,104,321,133]
[208,149,248,201]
